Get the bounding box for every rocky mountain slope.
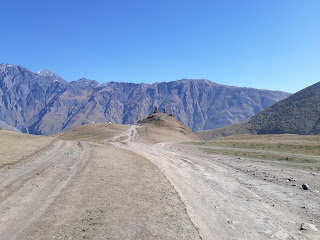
[199,81,320,140]
[0,63,290,135]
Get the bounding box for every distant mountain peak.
[0,63,15,71]
[70,78,100,87]
[37,69,66,83]
[0,63,291,135]
[0,63,14,67]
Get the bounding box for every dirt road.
[0,140,90,239]
[0,125,200,240]
[1,124,319,239]
[113,125,320,240]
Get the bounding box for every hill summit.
[137,112,200,142]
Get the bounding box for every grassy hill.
[199,81,320,140]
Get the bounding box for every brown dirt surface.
[0,130,56,168]
[2,119,320,240]
[113,126,320,240]
[21,143,199,240]
[0,140,90,240]
[0,122,200,240]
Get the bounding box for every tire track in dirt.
[0,140,90,240]
[112,126,320,240]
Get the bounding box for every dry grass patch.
[56,123,128,143]
[192,134,320,155]
[188,134,320,171]
[202,148,320,170]
[0,130,55,167]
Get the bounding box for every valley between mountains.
[0,115,319,240]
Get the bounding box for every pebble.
[287,177,296,181]
[302,183,309,190]
[300,223,318,232]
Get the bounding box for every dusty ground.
[1,121,320,240]
[113,125,320,240]
[0,123,200,240]
[0,140,90,239]
[21,143,199,240]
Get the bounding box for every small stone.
[300,223,318,232]
[302,183,309,190]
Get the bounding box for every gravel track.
[113,126,320,240]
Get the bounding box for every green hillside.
[199,81,320,140]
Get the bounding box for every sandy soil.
[113,125,320,240]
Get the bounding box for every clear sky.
[1,0,319,93]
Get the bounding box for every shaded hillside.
[0,63,290,135]
[199,81,320,140]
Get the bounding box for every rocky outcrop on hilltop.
[0,64,291,135]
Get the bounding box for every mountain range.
[199,81,320,140]
[0,63,290,135]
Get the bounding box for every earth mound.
[137,113,200,143]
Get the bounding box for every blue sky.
[1,0,319,93]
